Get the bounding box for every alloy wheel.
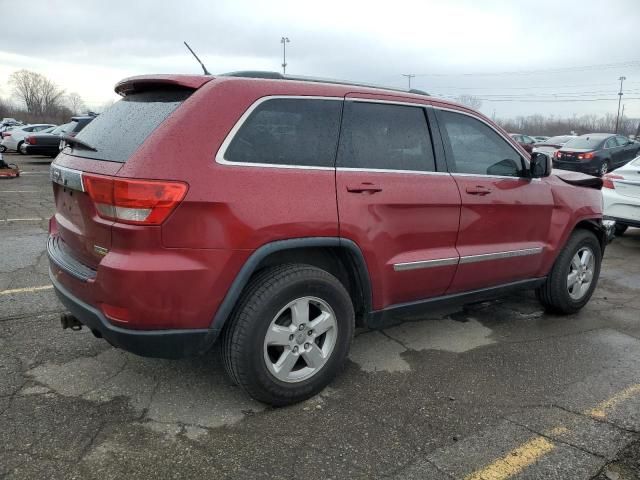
[567,247,595,300]
[263,296,338,383]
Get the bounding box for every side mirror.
[530,152,551,178]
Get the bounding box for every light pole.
[615,76,626,133]
[281,37,290,75]
[401,74,416,90]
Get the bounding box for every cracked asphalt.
[2,152,640,479]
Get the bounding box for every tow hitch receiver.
[60,313,83,331]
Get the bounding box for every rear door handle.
[465,185,492,195]
[346,183,382,194]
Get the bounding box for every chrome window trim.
[346,97,432,109]
[337,167,449,176]
[393,247,543,272]
[50,164,84,192]
[394,257,459,271]
[458,247,543,265]
[452,172,541,181]
[434,106,530,170]
[215,95,342,171]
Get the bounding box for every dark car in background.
[21,116,95,157]
[509,133,537,153]
[554,133,640,176]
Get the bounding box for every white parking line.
[0,218,46,222]
[0,285,53,295]
[0,190,39,193]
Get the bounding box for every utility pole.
[401,74,416,90]
[615,76,626,133]
[281,37,290,75]
[621,104,625,134]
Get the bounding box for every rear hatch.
[51,83,200,269]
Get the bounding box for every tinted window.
[564,136,606,149]
[225,99,342,167]
[604,138,617,149]
[439,110,523,177]
[71,89,191,162]
[336,102,435,171]
[615,136,629,146]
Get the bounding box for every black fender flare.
[205,237,372,343]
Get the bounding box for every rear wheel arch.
[210,238,372,335]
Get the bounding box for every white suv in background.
[603,155,640,236]
[0,124,56,153]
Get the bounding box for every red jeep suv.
[48,72,607,405]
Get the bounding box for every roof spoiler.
[114,75,214,96]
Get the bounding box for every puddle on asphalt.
[349,318,495,373]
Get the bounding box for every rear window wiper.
[61,135,97,152]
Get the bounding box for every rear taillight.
[3,133,11,137]
[578,152,595,160]
[25,135,35,145]
[554,151,561,158]
[83,174,188,225]
[602,173,624,189]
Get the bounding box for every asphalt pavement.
[1,152,640,479]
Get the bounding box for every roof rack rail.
[220,71,430,96]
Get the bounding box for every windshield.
[71,89,192,162]
[563,136,605,149]
[52,123,72,135]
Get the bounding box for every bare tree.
[65,92,86,115]
[9,70,65,116]
[455,94,483,110]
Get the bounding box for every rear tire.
[536,229,601,314]
[0,145,6,153]
[222,264,354,406]
[614,224,628,236]
[16,141,24,155]
[599,160,610,176]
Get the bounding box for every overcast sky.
[1,0,639,118]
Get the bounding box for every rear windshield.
[69,89,191,162]
[546,135,573,144]
[564,136,606,149]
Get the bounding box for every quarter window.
[225,98,342,167]
[439,111,523,177]
[336,102,435,172]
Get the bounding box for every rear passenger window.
[337,102,435,171]
[225,99,342,167]
[438,110,523,177]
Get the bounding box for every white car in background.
[532,135,576,157]
[603,155,640,236]
[0,123,56,153]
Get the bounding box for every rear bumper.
[553,159,600,175]
[50,269,214,359]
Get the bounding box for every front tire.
[16,141,24,155]
[536,229,601,314]
[222,264,354,406]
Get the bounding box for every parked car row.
[21,116,96,157]
[553,133,640,176]
[0,115,96,157]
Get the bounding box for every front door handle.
[346,183,382,194]
[465,185,492,195]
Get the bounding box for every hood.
[552,169,603,189]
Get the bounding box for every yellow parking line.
[464,436,555,480]
[464,383,640,479]
[587,384,640,419]
[0,285,53,295]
